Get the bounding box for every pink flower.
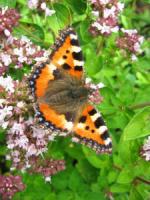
[89,0,124,36]
[0,76,15,93]
[28,0,39,9]
[16,135,29,149]
[0,7,20,38]
[0,35,50,75]
[0,175,25,200]
[0,53,12,66]
[9,122,25,135]
[116,28,144,59]
[26,144,37,157]
[140,136,150,161]
[85,78,104,104]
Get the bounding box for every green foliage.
[0,0,150,199]
[0,0,16,8]
[123,107,150,140]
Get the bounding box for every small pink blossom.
[28,0,39,9]
[9,122,25,135]
[89,0,124,36]
[17,101,25,108]
[16,135,29,149]
[26,144,37,157]
[0,76,15,93]
[0,7,20,38]
[0,175,25,200]
[85,78,104,104]
[116,28,144,59]
[141,136,150,161]
[0,35,50,75]
[28,0,55,16]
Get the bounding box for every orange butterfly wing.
[73,104,112,153]
[29,27,84,131]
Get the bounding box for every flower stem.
[113,165,150,185]
[129,102,150,110]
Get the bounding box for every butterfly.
[29,26,112,154]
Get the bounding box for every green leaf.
[0,0,16,8]
[80,21,93,43]
[110,183,130,193]
[0,145,7,155]
[48,3,70,33]
[82,146,111,169]
[13,23,45,46]
[76,159,98,183]
[117,167,135,184]
[57,190,74,200]
[16,174,52,200]
[136,184,150,200]
[83,192,105,200]
[51,169,69,190]
[68,170,84,191]
[129,188,144,200]
[107,171,118,184]
[123,107,150,140]
[65,0,87,15]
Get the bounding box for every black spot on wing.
[71,39,79,46]
[88,109,97,116]
[107,142,112,149]
[63,55,67,59]
[101,131,109,140]
[94,117,105,128]
[72,52,82,61]
[79,116,86,123]
[74,66,83,71]
[62,63,71,70]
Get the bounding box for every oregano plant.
[0,0,150,200]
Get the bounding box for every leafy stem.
[113,165,150,185]
[129,102,150,110]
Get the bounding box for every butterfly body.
[29,27,112,154]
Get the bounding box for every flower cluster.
[0,7,20,38]
[0,76,65,174]
[140,136,150,161]
[28,0,55,16]
[89,0,124,36]
[0,175,25,200]
[0,35,50,75]
[29,159,66,181]
[116,28,144,60]
[85,78,104,104]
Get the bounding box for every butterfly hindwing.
[73,104,112,153]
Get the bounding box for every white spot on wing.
[76,123,84,129]
[70,34,77,40]
[99,126,108,134]
[71,46,81,53]
[64,121,73,131]
[47,63,57,72]
[91,113,101,122]
[57,58,65,65]
[74,60,84,66]
[104,138,111,145]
